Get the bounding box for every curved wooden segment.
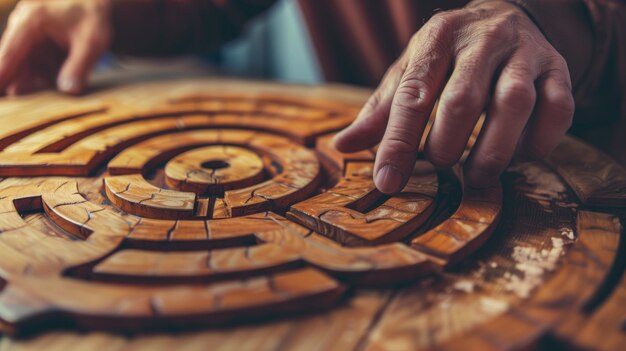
[215,141,321,217]
[0,268,345,335]
[92,244,302,283]
[106,129,320,218]
[105,175,198,220]
[164,146,265,195]
[166,94,359,144]
[0,180,128,276]
[107,129,257,175]
[568,267,626,350]
[315,133,375,171]
[551,211,626,350]
[126,218,209,243]
[0,95,358,177]
[288,162,379,219]
[546,136,626,207]
[120,211,432,286]
[0,115,214,177]
[123,211,307,245]
[168,94,359,117]
[411,183,502,266]
[251,213,433,286]
[3,81,625,344]
[0,103,107,151]
[437,211,622,351]
[289,161,438,246]
[41,180,138,239]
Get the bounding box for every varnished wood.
[0,78,622,350]
[546,136,626,207]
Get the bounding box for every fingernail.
[58,77,79,94]
[375,164,404,194]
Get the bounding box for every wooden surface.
[0,78,623,350]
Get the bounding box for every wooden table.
[0,78,623,351]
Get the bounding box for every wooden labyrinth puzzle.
[0,79,624,350]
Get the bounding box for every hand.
[0,0,111,96]
[333,0,574,192]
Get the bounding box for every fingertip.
[374,164,405,194]
[332,122,385,153]
[57,76,82,95]
[332,127,358,152]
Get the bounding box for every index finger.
[374,13,454,194]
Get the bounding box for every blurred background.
[0,0,322,84]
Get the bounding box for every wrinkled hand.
[334,0,574,192]
[0,0,111,95]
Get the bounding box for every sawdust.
[503,237,567,298]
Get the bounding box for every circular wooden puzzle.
[0,79,623,350]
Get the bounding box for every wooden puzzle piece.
[438,211,622,351]
[411,180,502,266]
[105,174,198,219]
[107,129,320,218]
[0,88,590,341]
[315,133,375,172]
[289,161,438,246]
[0,268,344,335]
[0,180,131,276]
[546,136,626,207]
[0,94,358,177]
[164,146,265,195]
[92,244,302,283]
[0,103,107,150]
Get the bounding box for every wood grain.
[0,78,621,349]
[546,136,626,207]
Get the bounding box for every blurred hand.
[334,0,574,191]
[0,0,111,95]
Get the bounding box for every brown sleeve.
[110,0,277,56]
[508,0,626,163]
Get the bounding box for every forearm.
[110,0,277,56]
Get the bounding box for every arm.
[0,0,277,95]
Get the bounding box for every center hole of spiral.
[201,160,230,170]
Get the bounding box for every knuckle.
[383,135,417,154]
[505,61,534,79]
[413,10,460,50]
[426,148,460,168]
[499,80,535,111]
[549,53,569,71]
[478,22,516,44]
[440,86,483,119]
[475,149,510,173]
[501,9,527,27]
[428,10,460,30]
[545,88,575,124]
[394,84,433,117]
